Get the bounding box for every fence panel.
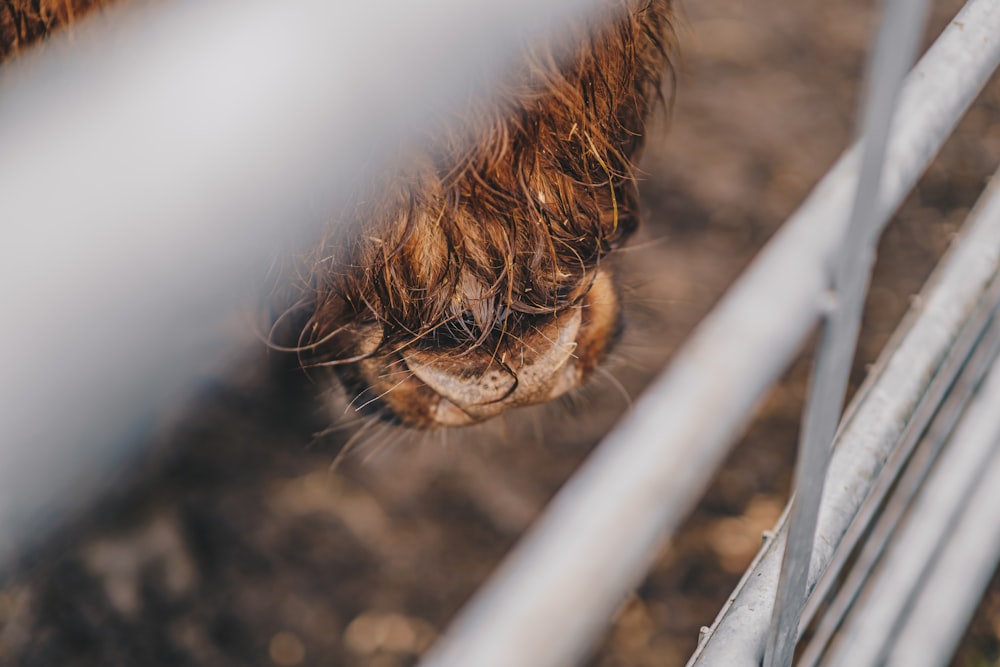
[422,1,1000,665]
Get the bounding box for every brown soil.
[2,1,1000,666]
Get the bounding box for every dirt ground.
[2,1,1000,666]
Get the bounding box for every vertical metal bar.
[763,2,931,665]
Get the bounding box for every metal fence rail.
[421,1,1000,665]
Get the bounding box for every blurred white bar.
[0,0,603,555]
[422,1,1000,666]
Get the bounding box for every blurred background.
[2,0,999,665]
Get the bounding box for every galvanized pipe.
[798,270,1000,666]
[825,351,1000,666]
[797,171,1000,662]
[423,2,1000,667]
[690,139,1000,665]
[807,173,1000,667]
[886,409,1000,666]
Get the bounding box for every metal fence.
[420,1,1000,666]
[2,0,999,665]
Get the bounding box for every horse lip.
[432,396,479,427]
[546,358,582,401]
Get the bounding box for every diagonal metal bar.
[825,349,1000,666]
[886,397,1000,667]
[762,2,931,665]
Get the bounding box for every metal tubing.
[423,2,1000,666]
[798,271,1000,667]
[886,418,1000,666]
[764,2,930,664]
[825,352,1000,667]
[690,135,1000,666]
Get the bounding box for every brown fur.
[285,0,676,427]
[0,0,114,60]
[1,0,676,429]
